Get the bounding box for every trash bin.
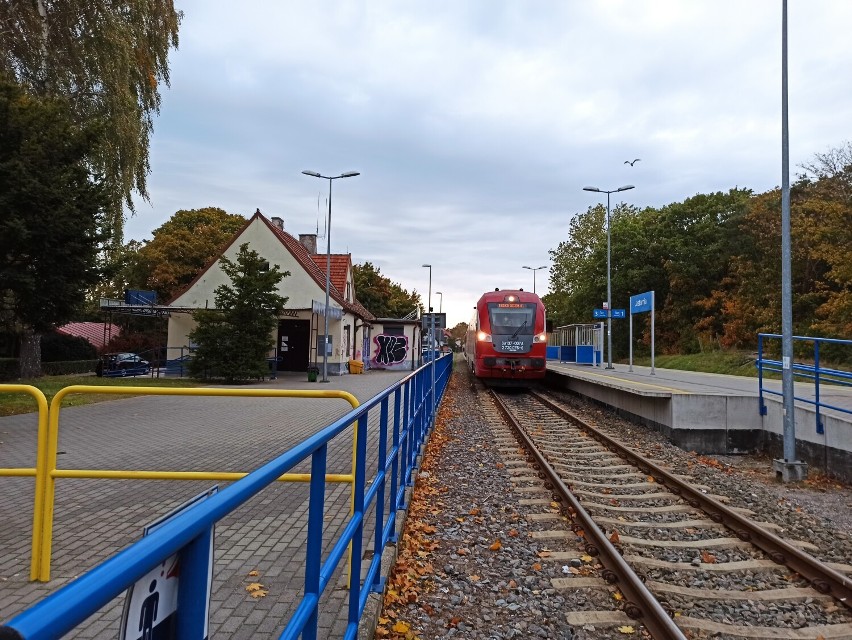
[348,359,364,374]
[307,367,319,382]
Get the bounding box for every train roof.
[475,289,543,304]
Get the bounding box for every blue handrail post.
[758,334,767,416]
[814,341,824,435]
[303,444,328,640]
[347,414,369,632]
[372,398,389,593]
[176,526,214,638]
[389,388,402,541]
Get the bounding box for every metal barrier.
[757,334,852,435]
[1,353,452,639]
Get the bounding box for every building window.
[382,325,404,336]
[346,282,352,301]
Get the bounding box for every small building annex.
[165,209,421,375]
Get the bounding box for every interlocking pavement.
[0,369,412,638]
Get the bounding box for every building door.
[277,319,310,371]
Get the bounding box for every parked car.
[96,352,150,377]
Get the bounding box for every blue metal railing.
[757,334,852,435]
[1,354,453,640]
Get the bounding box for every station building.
[165,209,421,375]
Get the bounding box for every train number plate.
[500,341,524,352]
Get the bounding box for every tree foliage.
[546,143,852,359]
[0,1,182,242]
[188,244,289,383]
[122,207,247,303]
[353,262,421,318]
[0,78,107,377]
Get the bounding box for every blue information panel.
[612,309,626,319]
[593,309,607,319]
[630,291,654,314]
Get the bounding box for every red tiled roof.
[56,322,120,349]
[166,210,374,322]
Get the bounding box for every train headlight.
[477,331,492,342]
[533,333,547,343]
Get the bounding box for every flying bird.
[624,158,641,166]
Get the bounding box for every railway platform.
[0,368,415,638]
[544,362,852,482]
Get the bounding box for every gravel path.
[374,365,852,639]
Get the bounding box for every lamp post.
[435,291,443,313]
[522,265,547,294]
[302,169,360,382]
[583,184,634,369]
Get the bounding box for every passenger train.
[464,288,548,386]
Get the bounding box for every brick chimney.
[271,216,284,230]
[299,233,318,254]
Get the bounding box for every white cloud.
[126,0,852,328]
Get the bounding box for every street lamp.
[435,291,443,313]
[302,169,360,382]
[522,265,547,294]
[583,184,635,369]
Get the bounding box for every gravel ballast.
[373,365,852,640]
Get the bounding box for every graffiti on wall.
[372,334,409,367]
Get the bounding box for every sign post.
[119,487,218,640]
[629,291,655,374]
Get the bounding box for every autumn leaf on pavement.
[247,570,259,577]
[618,625,635,633]
[489,540,502,551]
[245,582,268,598]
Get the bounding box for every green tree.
[0,78,107,377]
[188,243,289,383]
[0,1,182,244]
[123,207,247,303]
[353,262,420,318]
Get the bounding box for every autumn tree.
[0,78,107,377]
[122,207,248,303]
[353,262,421,318]
[0,1,182,244]
[188,243,289,383]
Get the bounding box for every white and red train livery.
[464,288,547,385]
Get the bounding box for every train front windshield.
[488,303,536,335]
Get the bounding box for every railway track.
[481,385,852,639]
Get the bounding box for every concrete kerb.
[357,465,422,639]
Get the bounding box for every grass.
[628,350,760,377]
[0,374,204,417]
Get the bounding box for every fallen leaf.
[245,582,265,592]
[248,589,268,598]
[613,591,624,601]
[581,554,593,562]
[457,548,469,555]
[392,620,411,633]
[489,540,502,551]
[469,508,481,516]
[647,476,655,483]
[537,550,552,558]
[532,562,542,571]
[247,570,259,577]
[701,550,716,564]
[609,530,620,543]
[618,625,635,633]
[508,529,519,537]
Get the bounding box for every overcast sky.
[126,1,852,328]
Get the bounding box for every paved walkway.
[0,369,411,638]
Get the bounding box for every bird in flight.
[624,158,641,166]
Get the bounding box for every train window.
[487,304,536,335]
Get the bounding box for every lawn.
[0,374,204,417]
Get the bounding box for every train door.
[277,319,310,371]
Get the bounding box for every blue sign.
[630,291,654,314]
[612,309,626,319]
[593,308,607,319]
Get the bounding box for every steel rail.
[531,390,852,610]
[488,389,688,640]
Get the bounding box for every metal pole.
[651,290,655,375]
[606,191,613,369]
[780,0,797,463]
[322,178,332,383]
[629,309,633,372]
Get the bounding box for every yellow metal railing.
[1,385,359,582]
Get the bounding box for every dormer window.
[346,282,352,301]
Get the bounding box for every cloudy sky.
[126,1,852,328]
